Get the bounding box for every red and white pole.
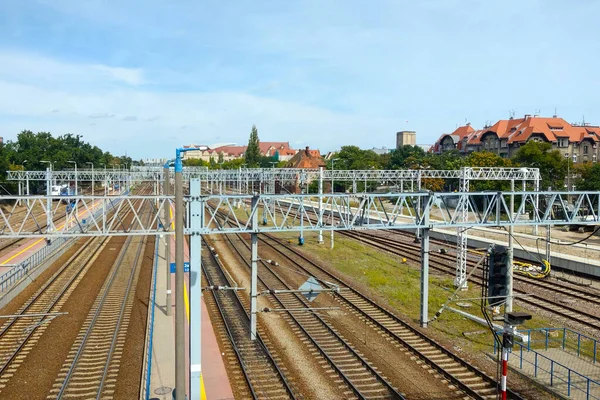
[501,346,508,400]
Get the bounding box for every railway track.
[202,237,297,400]
[209,207,406,399]
[47,189,152,400]
[0,236,108,391]
[374,229,600,306]
[48,231,148,399]
[223,232,403,399]
[258,233,525,400]
[342,231,600,331]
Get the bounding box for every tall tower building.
[396,131,416,148]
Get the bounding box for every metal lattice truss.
[0,191,597,238]
[198,190,591,234]
[7,167,540,185]
[0,196,174,238]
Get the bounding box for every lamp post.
[174,146,207,400]
[41,160,53,238]
[100,163,107,196]
[86,162,94,196]
[330,158,339,249]
[22,160,29,197]
[67,161,78,196]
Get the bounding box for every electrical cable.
[542,226,600,246]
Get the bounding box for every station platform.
[146,227,233,400]
[509,347,600,399]
[0,199,106,276]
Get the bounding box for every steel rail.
[202,237,297,399]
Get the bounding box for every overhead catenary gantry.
[6,167,541,295]
[0,186,595,400]
[8,167,540,187]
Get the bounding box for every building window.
[594,154,597,163]
[573,154,577,163]
[564,152,569,158]
[584,145,589,155]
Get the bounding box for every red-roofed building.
[182,141,299,162]
[432,114,600,163]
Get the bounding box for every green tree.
[221,158,245,169]
[245,125,261,167]
[574,163,600,190]
[512,141,567,190]
[183,158,207,167]
[336,146,381,170]
[387,145,426,169]
[466,151,513,191]
[217,152,224,164]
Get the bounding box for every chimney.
[305,146,310,156]
[466,122,471,126]
[524,114,531,119]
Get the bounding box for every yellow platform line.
[1,199,102,266]
[172,201,206,400]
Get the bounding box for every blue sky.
[0,0,599,159]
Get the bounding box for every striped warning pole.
[501,341,509,400]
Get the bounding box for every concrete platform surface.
[147,224,233,400]
[509,347,600,400]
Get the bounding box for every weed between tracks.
[270,230,554,356]
[220,203,554,353]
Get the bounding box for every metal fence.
[142,237,160,400]
[494,328,600,399]
[0,236,72,293]
[0,196,126,295]
[521,327,598,364]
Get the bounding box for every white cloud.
[0,50,144,88]
[92,65,144,85]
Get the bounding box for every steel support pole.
[318,167,324,244]
[420,226,430,328]
[18,181,22,206]
[174,162,186,398]
[506,179,515,312]
[164,167,172,316]
[416,173,422,241]
[46,167,52,237]
[533,177,540,235]
[455,169,469,288]
[250,195,259,340]
[331,167,335,250]
[420,193,430,327]
[546,226,551,266]
[190,179,202,399]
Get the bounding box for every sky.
[0,0,599,159]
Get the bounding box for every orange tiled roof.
[213,145,246,156]
[287,147,326,169]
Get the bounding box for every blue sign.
[170,262,190,273]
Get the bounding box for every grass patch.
[272,230,558,354]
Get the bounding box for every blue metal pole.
[520,345,523,369]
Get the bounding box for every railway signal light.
[488,245,508,307]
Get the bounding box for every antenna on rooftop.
[509,109,515,120]
[553,108,558,118]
